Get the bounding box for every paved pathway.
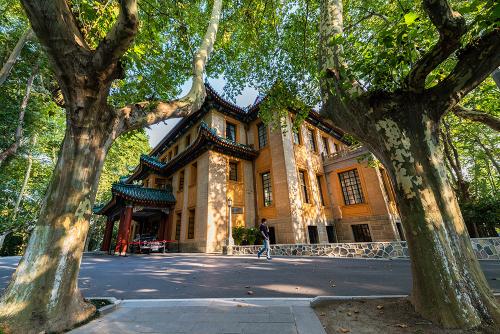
[70,298,326,334]
[1,254,499,298]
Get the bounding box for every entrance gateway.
[94,182,176,255]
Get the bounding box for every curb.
[87,297,121,315]
[310,292,500,308]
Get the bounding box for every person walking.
[257,218,271,260]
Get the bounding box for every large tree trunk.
[0,124,110,333]
[373,111,500,328]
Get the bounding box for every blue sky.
[145,78,258,147]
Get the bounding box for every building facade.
[95,85,404,254]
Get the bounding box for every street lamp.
[225,196,234,254]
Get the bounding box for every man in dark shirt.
[257,218,271,260]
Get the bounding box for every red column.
[158,215,166,241]
[114,205,133,256]
[163,211,173,240]
[100,217,114,253]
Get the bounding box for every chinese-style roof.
[94,183,175,216]
[149,83,349,156]
[128,121,258,182]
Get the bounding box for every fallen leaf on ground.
[396,324,408,328]
[331,284,336,287]
[376,305,384,310]
[245,286,250,288]
[353,309,359,313]
[347,312,352,316]
[337,327,350,333]
[247,290,254,295]
[237,304,243,307]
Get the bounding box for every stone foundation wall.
[232,237,500,260]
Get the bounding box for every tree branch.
[452,105,500,132]
[0,28,34,86]
[0,63,38,166]
[118,0,223,133]
[429,27,500,115]
[405,0,465,91]
[20,0,91,88]
[93,0,139,73]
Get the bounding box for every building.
[95,84,403,254]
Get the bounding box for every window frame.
[322,137,330,155]
[175,213,182,240]
[261,171,273,207]
[226,122,237,142]
[316,175,326,206]
[257,123,268,149]
[298,170,310,204]
[338,169,365,205]
[229,161,239,182]
[190,162,197,186]
[178,170,185,191]
[351,224,372,242]
[187,209,195,239]
[307,128,317,152]
[292,127,301,145]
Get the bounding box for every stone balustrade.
[232,237,500,260]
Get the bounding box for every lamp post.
[224,196,234,255]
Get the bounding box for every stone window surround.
[261,171,273,207]
[338,168,365,205]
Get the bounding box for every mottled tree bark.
[0,125,111,333]
[319,0,500,328]
[373,111,500,328]
[0,0,222,332]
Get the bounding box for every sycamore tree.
[318,0,499,328]
[212,0,499,329]
[0,0,223,332]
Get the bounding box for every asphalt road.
[0,254,499,299]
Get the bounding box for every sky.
[145,78,258,148]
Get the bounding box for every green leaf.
[404,12,419,26]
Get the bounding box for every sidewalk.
[70,298,326,334]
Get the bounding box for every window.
[334,143,340,152]
[190,163,197,185]
[185,134,191,147]
[316,175,326,206]
[173,145,178,156]
[178,170,185,191]
[338,169,364,205]
[155,178,167,189]
[187,209,195,239]
[322,137,330,155]
[307,129,317,152]
[268,226,276,244]
[257,123,268,148]
[168,151,172,161]
[229,162,238,181]
[326,225,336,243]
[351,224,372,242]
[226,122,237,142]
[308,226,319,244]
[261,172,273,206]
[175,213,182,240]
[299,170,309,203]
[292,128,301,145]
